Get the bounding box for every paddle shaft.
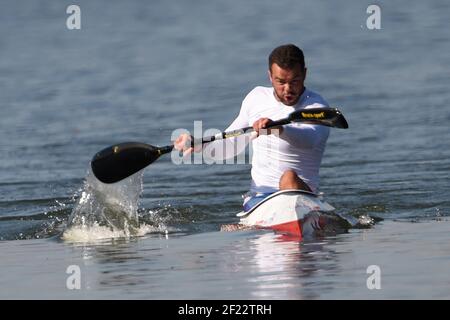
[195,117,289,144]
[157,117,290,156]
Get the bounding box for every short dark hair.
[269,44,305,70]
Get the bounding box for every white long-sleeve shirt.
[204,86,330,194]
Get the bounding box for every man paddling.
[174,44,330,212]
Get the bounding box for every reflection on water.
[3,220,450,299]
[58,230,347,299]
[242,232,342,299]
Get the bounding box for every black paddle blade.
[91,142,172,184]
[289,107,349,129]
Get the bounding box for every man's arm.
[280,123,330,149]
[279,103,331,149]
[203,107,255,160]
[174,101,253,160]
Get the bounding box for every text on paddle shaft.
[178,304,271,317]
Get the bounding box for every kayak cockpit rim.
[236,189,321,218]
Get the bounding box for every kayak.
[237,189,337,238]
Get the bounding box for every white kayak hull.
[237,189,335,238]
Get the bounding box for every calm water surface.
[1,0,449,299]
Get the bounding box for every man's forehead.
[273,70,304,80]
[274,73,302,79]
[270,63,304,76]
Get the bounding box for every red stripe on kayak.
[270,219,302,238]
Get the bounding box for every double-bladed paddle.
[91,107,348,183]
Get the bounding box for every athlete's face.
[269,63,306,106]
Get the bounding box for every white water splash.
[61,222,159,243]
[357,214,375,226]
[63,168,145,241]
